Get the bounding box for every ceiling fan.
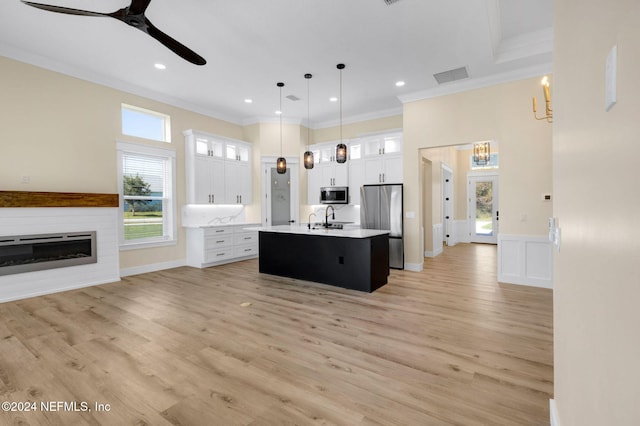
[20,0,207,65]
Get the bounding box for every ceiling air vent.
[286,94,301,101]
[383,0,402,4]
[433,66,469,84]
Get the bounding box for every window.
[117,142,176,249]
[121,104,171,142]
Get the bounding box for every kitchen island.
[248,225,390,292]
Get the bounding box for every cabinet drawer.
[203,226,234,237]
[204,248,234,263]
[204,235,233,249]
[233,232,258,245]
[234,244,258,257]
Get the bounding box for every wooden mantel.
[0,191,119,208]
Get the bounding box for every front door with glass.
[468,174,499,244]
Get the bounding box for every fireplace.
[0,231,97,276]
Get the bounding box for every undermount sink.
[312,222,344,229]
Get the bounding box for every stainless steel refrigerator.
[360,184,404,269]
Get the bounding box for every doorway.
[261,158,299,226]
[442,164,454,246]
[468,173,499,244]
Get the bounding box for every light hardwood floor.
[0,243,553,425]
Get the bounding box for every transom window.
[471,153,499,169]
[121,104,171,142]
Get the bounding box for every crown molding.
[398,63,553,104]
[495,28,553,64]
[313,106,403,130]
[0,43,244,126]
[242,116,305,126]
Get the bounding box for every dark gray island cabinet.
[251,226,390,292]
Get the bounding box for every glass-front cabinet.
[184,130,252,205]
[305,133,402,205]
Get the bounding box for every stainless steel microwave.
[320,186,349,204]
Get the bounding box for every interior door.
[270,168,291,226]
[442,166,454,246]
[468,174,499,244]
[262,159,299,227]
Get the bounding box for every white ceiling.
[0,0,552,128]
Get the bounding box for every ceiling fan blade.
[128,0,152,16]
[144,19,206,66]
[21,1,107,17]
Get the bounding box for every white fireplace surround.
[0,207,120,303]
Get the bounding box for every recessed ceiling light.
[395,81,405,87]
[275,110,282,115]
[244,99,253,104]
[329,97,338,102]
[154,63,166,70]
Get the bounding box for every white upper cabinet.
[195,136,224,159]
[348,158,364,205]
[361,132,403,185]
[184,130,252,205]
[306,140,349,205]
[225,142,250,163]
[362,133,402,157]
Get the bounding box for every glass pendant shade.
[335,64,347,164]
[336,143,347,163]
[304,150,314,169]
[276,156,287,174]
[276,82,287,175]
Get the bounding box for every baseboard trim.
[120,259,187,277]
[404,262,423,272]
[0,276,121,304]
[550,399,560,426]
[424,248,443,258]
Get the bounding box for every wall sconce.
[473,142,490,165]
[532,75,553,123]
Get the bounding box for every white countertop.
[183,222,261,229]
[245,225,389,239]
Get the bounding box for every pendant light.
[276,82,287,174]
[335,63,347,164]
[303,73,314,170]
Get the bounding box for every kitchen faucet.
[308,213,316,229]
[324,205,335,227]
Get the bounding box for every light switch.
[605,45,617,111]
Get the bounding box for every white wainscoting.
[0,208,120,303]
[425,223,443,257]
[498,234,553,288]
[455,220,470,244]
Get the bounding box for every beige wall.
[313,115,403,143]
[403,77,553,266]
[554,0,640,424]
[0,56,244,271]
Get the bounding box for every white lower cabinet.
[187,224,259,268]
